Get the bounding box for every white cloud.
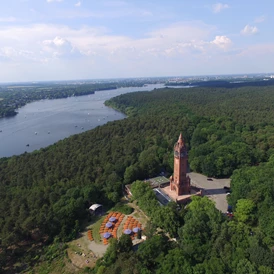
[0,47,36,62]
[75,1,81,7]
[0,22,231,63]
[210,35,232,49]
[147,22,213,41]
[0,17,17,22]
[43,36,69,47]
[0,47,17,59]
[42,36,80,58]
[254,15,266,23]
[212,3,229,13]
[241,25,259,35]
[4,22,270,82]
[141,11,153,17]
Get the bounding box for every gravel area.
[189,172,230,213]
[88,241,108,257]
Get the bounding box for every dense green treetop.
[106,85,274,125]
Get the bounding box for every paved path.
[189,172,230,213]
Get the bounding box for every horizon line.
[0,72,273,85]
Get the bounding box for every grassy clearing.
[26,247,78,274]
[68,242,82,254]
[111,202,133,215]
[92,216,105,243]
[129,201,149,228]
[132,211,148,227]
[133,212,141,218]
[29,255,79,274]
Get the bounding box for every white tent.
[89,204,103,215]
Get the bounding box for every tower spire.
[178,133,184,146]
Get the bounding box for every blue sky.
[0,0,273,82]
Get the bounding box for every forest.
[1,84,274,272]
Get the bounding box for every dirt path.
[88,241,108,257]
[67,234,97,269]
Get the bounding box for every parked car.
[207,178,213,181]
[223,186,230,190]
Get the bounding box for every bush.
[111,202,133,215]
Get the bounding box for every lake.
[0,84,165,158]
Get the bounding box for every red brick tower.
[170,133,191,195]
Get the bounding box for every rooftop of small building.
[153,188,172,206]
[125,176,170,191]
[145,176,170,188]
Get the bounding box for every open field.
[91,216,105,243]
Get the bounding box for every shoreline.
[0,84,164,158]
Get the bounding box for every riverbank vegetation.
[0,79,159,118]
[1,84,274,272]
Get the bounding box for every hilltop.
[1,83,274,272]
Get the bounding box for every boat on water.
[48,131,50,134]
[35,132,37,135]
[26,144,29,147]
